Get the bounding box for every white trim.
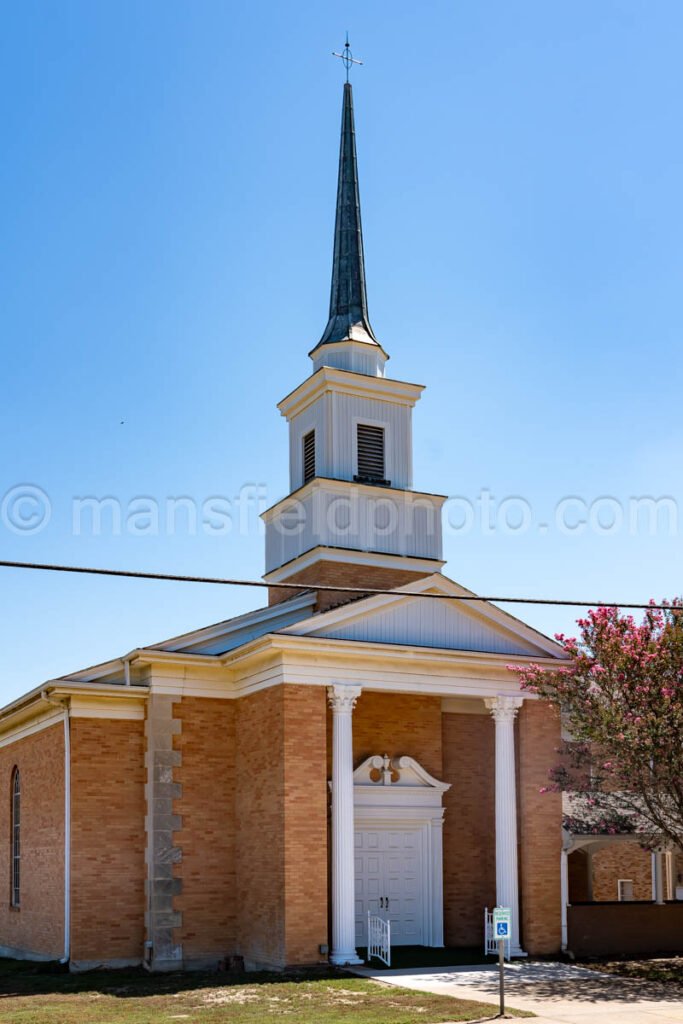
[261,476,447,523]
[618,878,635,902]
[69,696,146,720]
[351,755,450,948]
[278,367,424,422]
[0,708,65,749]
[263,546,445,583]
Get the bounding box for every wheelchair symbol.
[496,922,509,936]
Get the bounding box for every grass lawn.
[581,956,683,989]
[0,959,532,1023]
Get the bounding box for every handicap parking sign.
[493,906,512,940]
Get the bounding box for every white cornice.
[262,545,445,584]
[250,632,561,671]
[223,632,558,698]
[261,477,447,523]
[278,367,425,421]
[0,683,150,745]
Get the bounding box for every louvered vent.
[303,430,316,484]
[355,423,389,485]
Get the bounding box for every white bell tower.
[263,83,445,603]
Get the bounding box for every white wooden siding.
[264,483,444,574]
[288,393,413,490]
[308,598,545,656]
[312,345,386,377]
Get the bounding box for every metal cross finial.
[332,33,363,82]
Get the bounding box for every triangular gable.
[278,574,566,659]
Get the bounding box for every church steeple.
[312,82,387,365]
[263,64,445,603]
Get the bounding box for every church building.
[0,80,573,971]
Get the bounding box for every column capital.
[328,684,362,714]
[484,694,524,723]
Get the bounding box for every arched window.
[11,769,20,908]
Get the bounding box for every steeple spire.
[316,82,380,349]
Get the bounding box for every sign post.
[492,907,512,1017]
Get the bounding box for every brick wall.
[269,559,432,610]
[173,697,236,961]
[592,843,652,901]
[442,712,496,946]
[235,685,327,968]
[326,691,443,779]
[282,686,328,965]
[0,722,65,958]
[70,718,146,964]
[235,687,285,968]
[518,700,562,954]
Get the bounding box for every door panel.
[354,828,423,946]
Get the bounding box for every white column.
[485,695,525,957]
[654,850,665,905]
[328,684,363,966]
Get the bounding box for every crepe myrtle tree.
[510,602,683,850]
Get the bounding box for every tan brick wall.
[236,685,328,968]
[442,712,496,946]
[282,686,328,965]
[173,698,236,960]
[70,718,146,963]
[518,700,562,954]
[592,843,652,901]
[235,686,285,968]
[269,559,432,610]
[0,722,65,958]
[326,691,443,779]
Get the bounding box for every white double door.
[354,827,423,946]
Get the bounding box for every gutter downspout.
[41,691,70,965]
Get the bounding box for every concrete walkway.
[352,961,683,1023]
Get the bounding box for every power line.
[0,558,676,611]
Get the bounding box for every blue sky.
[1,1,682,701]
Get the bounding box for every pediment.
[279,574,565,659]
[353,755,450,793]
